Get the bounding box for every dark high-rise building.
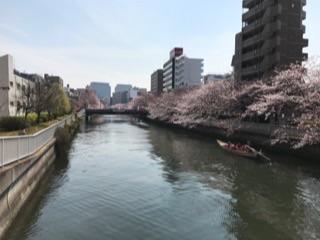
[232,0,308,82]
[151,69,163,95]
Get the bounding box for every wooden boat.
[217,139,259,159]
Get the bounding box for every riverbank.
[140,115,320,161]
[0,115,74,137]
[0,113,82,239]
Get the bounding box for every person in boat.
[228,142,251,153]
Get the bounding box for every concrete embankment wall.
[142,117,320,161]
[0,139,56,239]
[0,112,82,239]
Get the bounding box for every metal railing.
[0,110,84,167]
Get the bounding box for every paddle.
[246,145,272,163]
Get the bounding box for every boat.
[217,139,259,159]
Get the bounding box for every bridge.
[85,108,146,121]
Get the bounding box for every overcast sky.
[0,0,319,91]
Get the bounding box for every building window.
[10,81,13,87]
[10,101,14,106]
[17,101,22,111]
[17,83,21,89]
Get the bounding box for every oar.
[246,145,272,163]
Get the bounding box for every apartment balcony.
[242,4,281,35]
[241,21,278,49]
[263,19,281,36]
[163,80,172,88]
[301,10,306,20]
[242,0,273,22]
[163,75,172,82]
[242,50,262,62]
[242,35,281,68]
[242,37,280,63]
[262,36,281,52]
[261,52,280,71]
[242,19,264,34]
[243,0,261,9]
[163,59,173,69]
[163,69,172,78]
[242,33,264,49]
[302,38,308,47]
[302,0,306,7]
[242,64,261,76]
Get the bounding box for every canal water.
[4,115,320,240]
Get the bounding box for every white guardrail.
[0,110,84,167]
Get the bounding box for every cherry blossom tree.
[125,62,320,148]
[239,63,320,148]
[128,94,155,112]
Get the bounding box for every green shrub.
[26,113,38,125]
[54,125,71,156]
[40,112,49,123]
[0,117,28,131]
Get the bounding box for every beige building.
[0,55,36,117]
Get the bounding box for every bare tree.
[21,83,34,120]
[33,77,49,123]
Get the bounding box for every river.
[4,115,320,240]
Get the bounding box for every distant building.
[111,85,146,105]
[90,82,111,106]
[203,74,232,84]
[112,84,131,105]
[151,69,163,95]
[112,91,129,105]
[232,0,308,82]
[115,84,132,93]
[44,74,64,87]
[128,87,147,101]
[0,54,37,117]
[163,48,203,91]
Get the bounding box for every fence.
[0,110,84,167]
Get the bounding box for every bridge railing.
[0,111,83,168]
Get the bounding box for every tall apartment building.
[90,82,111,105]
[163,48,203,91]
[232,0,308,82]
[151,69,163,95]
[0,55,37,117]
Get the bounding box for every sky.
[0,0,319,91]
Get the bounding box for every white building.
[163,48,203,91]
[128,87,147,101]
[203,74,232,85]
[174,55,203,89]
[0,55,36,117]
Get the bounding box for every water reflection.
[4,116,320,240]
[146,122,320,240]
[5,153,71,240]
